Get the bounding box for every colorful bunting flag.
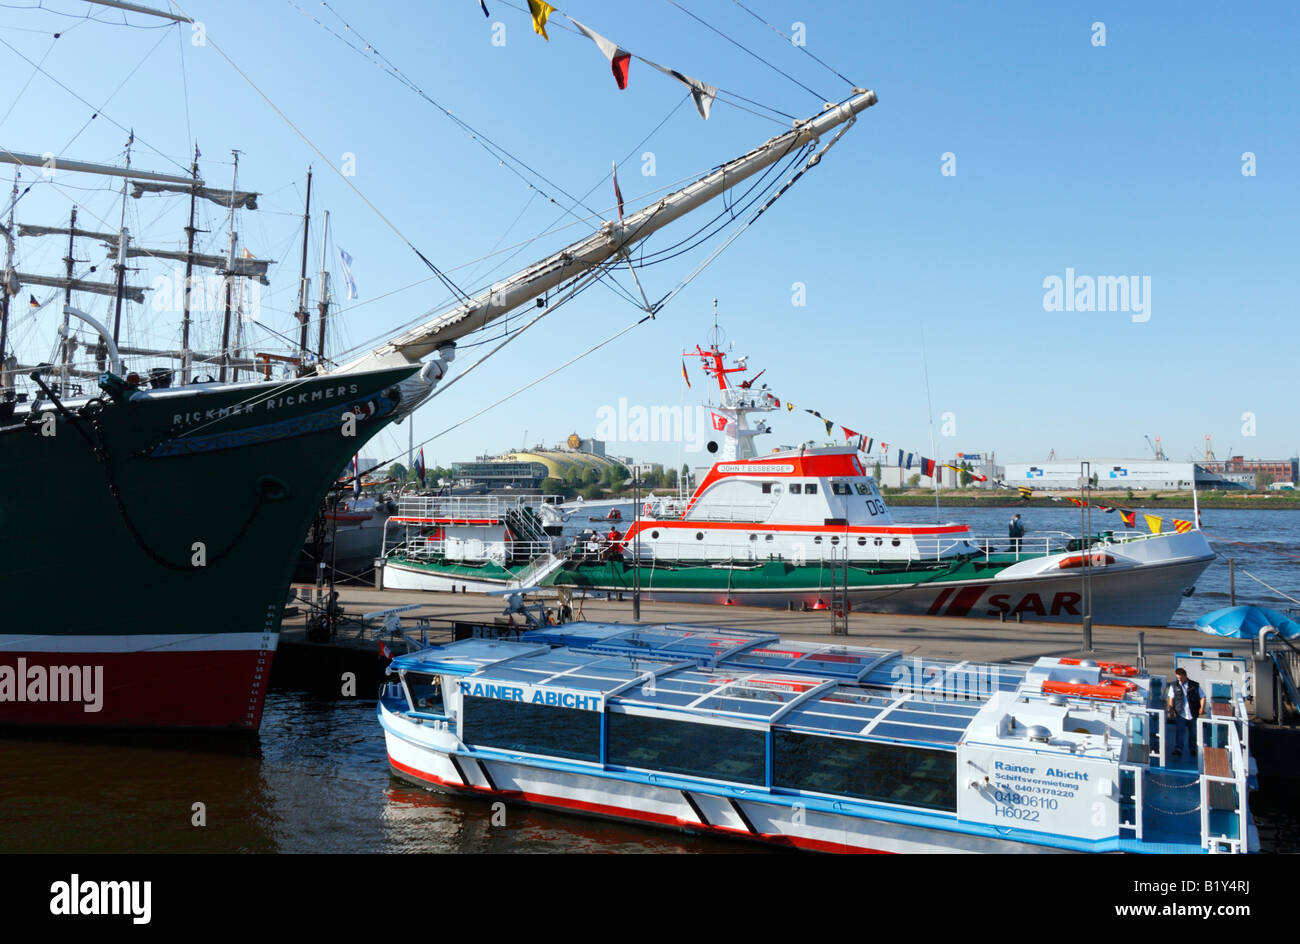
[842,426,858,442]
[1120,510,1136,528]
[860,436,873,452]
[612,161,624,218]
[1016,485,1033,500]
[528,0,554,40]
[569,17,632,90]
[1068,497,1084,507]
[711,412,728,431]
[823,419,833,435]
[905,452,914,470]
[414,448,426,487]
[786,401,795,411]
[880,442,888,454]
[28,293,39,309]
[1173,518,1193,533]
[639,57,717,119]
[680,358,691,388]
[921,457,936,478]
[1144,514,1163,535]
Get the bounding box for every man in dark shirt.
[1167,667,1206,758]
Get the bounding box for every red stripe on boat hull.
[0,648,274,730]
[388,754,889,854]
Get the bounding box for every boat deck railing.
[391,495,528,523]
[1198,713,1250,853]
[392,535,558,564]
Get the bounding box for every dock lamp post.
[632,470,641,623]
[1079,461,1094,653]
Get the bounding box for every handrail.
[1118,763,1144,840]
[1196,716,1248,853]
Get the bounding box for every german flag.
[1119,510,1136,528]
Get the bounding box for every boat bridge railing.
[1196,714,1250,853]
[392,495,528,523]
[391,534,558,564]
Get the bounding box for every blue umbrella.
[1195,605,1300,639]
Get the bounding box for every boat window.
[651,531,660,539]
[749,534,757,541]
[832,483,852,496]
[831,536,840,545]
[857,537,867,546]
[874,537,883,546]
[608,712,766,785]
[462,696,599,763]
[696,532,704,540]
[403,671,444,714]
[813,536,823,544]
[765,534,774,542]
[773,731,956,812]
[891,538,901,547]
[855,484,870,495]
[761,482,773,494]
[789,484,802,495]
[805,483,818,495]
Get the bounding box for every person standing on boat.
[1167,667,1206,758]
[1008,514,1025,553]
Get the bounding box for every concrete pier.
[276,583,1253,680]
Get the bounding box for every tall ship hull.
[0,366,418,728]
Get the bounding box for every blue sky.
[3,1,1296,472]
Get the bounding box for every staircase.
[509,551,568,589]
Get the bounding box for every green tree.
[389,462,407,481]
[605,464,630,489]
[541,477,565,496]
[959,461,973,487]
[908,473,921,488]
[1257,472,1275,492]
[873,461,882,481]
[580,482,604,500]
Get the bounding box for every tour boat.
[546,344,1216,626]
[379,622,1256,853]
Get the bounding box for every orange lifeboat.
[1042,678,1137,700]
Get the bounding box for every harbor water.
[2,507,1296,854]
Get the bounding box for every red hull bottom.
[0,648,274,730]
[388,754,888,854]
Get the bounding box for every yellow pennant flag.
[528,0,554,40]
[1144,514,1163,535]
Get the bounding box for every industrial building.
[1004,460,1242,491]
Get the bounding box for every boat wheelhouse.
[379,623,1256,853]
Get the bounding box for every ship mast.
[316,209,330,366]
[180,145,200,384]
[338,90,877,375]
[218,150,239,382]
[295,167,313,366]
[0,172,16,400]
[59,205,77,395]
[110,131,134,345]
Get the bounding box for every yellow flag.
[1144,514,1163,535]
[528,0,554,40]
